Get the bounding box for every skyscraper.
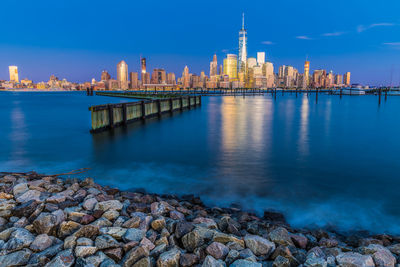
[151,69,167,84]
[117,60,128,89]
[101,70,111,81]
[209,54,218,77]
[257,52,265,66]
[223,54,238,80]
[9,66,19,83]
[247,57,257,69]
[130,72,139,89]
[238,13,247,73]
[141,58,146,74]
[303,61,310,88]
[182,66,190,88]
[167,73,176,85]
[344,72,351,86]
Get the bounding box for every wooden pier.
[88,95,201,133]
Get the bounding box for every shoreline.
[0,171,398,266]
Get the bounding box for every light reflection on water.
[1,91,400,234]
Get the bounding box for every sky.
[1,0,400,85]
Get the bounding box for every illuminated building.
[167,73,176,85]
[344,72,351,86]
[303,61,310,88]
[263,62,275,88]
[335,74,343,86]
[312,70,326,88]
[101,70,111,81]
[117,60,128,89]
[257,52,265,65]
[151,69,167,84]
[141,58,146,74]
[9,66,19,83]
[223,54,238,80]
[130,72,139,89]
[247,57,257,69]
[209,54,218,77]
[238,13,247,73]
[182,66,190,88]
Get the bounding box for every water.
[1,91,400,234]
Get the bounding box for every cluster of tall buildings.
[2,14,351,90]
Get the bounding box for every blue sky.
[1,0,400,85]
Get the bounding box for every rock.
[175,221,194,239]
[213,232,244,247]
[84,251,108,266]
[13,182,29,196]
[244,234,276,256]
[95,235,120,250]
[193,217,218,229]
[157,248,181,267]
[83,197,98,211]
[0,192,13,200]
[47,193,66,204]
[103,210,120,221]
[269,227,293,246]
[182,230,205,252]
[0,248,32,267]
[44,249,75,267]
[58,220,81,237]
[81,214,95,224]
[73,225,99,238]
[151,243,167,258]
[16,190,42,203]
[105,247,123,262]
[122,246,149,267]
[231,259,262,267]
[202,255,226,267]
[4,228,35,251]
[33,212,58,235]
[291,233,308,249]
[170,210,185,220]
[206,242,229,259]
[101,226,127,240]
[180,253,199,266]
[151,216,166,231]
[76,237,94,246]
[336,252,375,267]
[0,199,16,217]
[64,235,77,249]
[123,228,146,242]
[140,237,155,251]
[319,237,338,248]
[30,233,53,251]
[75,245,98,257]
[95,200,123,212]
[151,201,173,216]
[12,200,38,217]
[304,257,327,267]
[122,217,141,228]
[372,250,396,267]
[133,257,151,267]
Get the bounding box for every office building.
[9,66,19,83]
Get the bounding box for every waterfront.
[1,91,400,234]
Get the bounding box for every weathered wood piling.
[88,95,201,133]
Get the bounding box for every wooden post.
[169,98,173,112]
[180,97,183,110]
[157,99,162,116]
[141,101,146,119]
[122,103,127,125]
[108,105,114,129]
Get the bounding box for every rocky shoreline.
[0,171,399,267]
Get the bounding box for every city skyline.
[1,0,400,85]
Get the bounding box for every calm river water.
[1,91,400,234]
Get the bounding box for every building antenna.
[242,13,245,30]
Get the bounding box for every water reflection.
[298,94,310,158]
[9,101,29,167]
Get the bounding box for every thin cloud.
[383,42,400,46]
[261,41,274,45]
[357,23,396,33]
[322,32,346,37]
[296,36,312,40]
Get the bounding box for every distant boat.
[334,87,366,95]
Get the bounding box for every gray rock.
[75,245,98,257]
[202,255,226,267]
[0,248,32,267]
[180,253,199,266]
[273,256,290,267]
[83,197,98,211]
[33,212,58,235]
[304,257,327,267]
[157,248,181,267]
[77,237,94,246]
[372,250,396,267]
[28,243,64,265]
[123,228,146,242]
[100,227,127,240]
[336,252,375,267]
[13,182,29,196]
[64,235,77,249]
[95,200,123,212]
[206,241,229,259]
[244,234,276,256]
[16,190,42,203]
[44,249,75,267]
[95,235,120,250]
[269,227,293,246]
[182,230,205,252]
[122,246,149,267]
[4,228,35,251]
[30,233,53,251]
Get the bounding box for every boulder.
[122,246,149,267]
[244,234,276,256]
[205,242,229,259]
[95,234,120,250]
[232,259,262,267]
[44,249,75,267]
[30,233,53,251]
[156,248,181,267]
[269,227,293,246]
[182,230,205,252]
[201,255,226,267]
[0,248,32,267]
[336,252,375,267]
[95,200,123,212]
[123,228,146,242]
[32,212,58,235]
[75,245,98,257]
